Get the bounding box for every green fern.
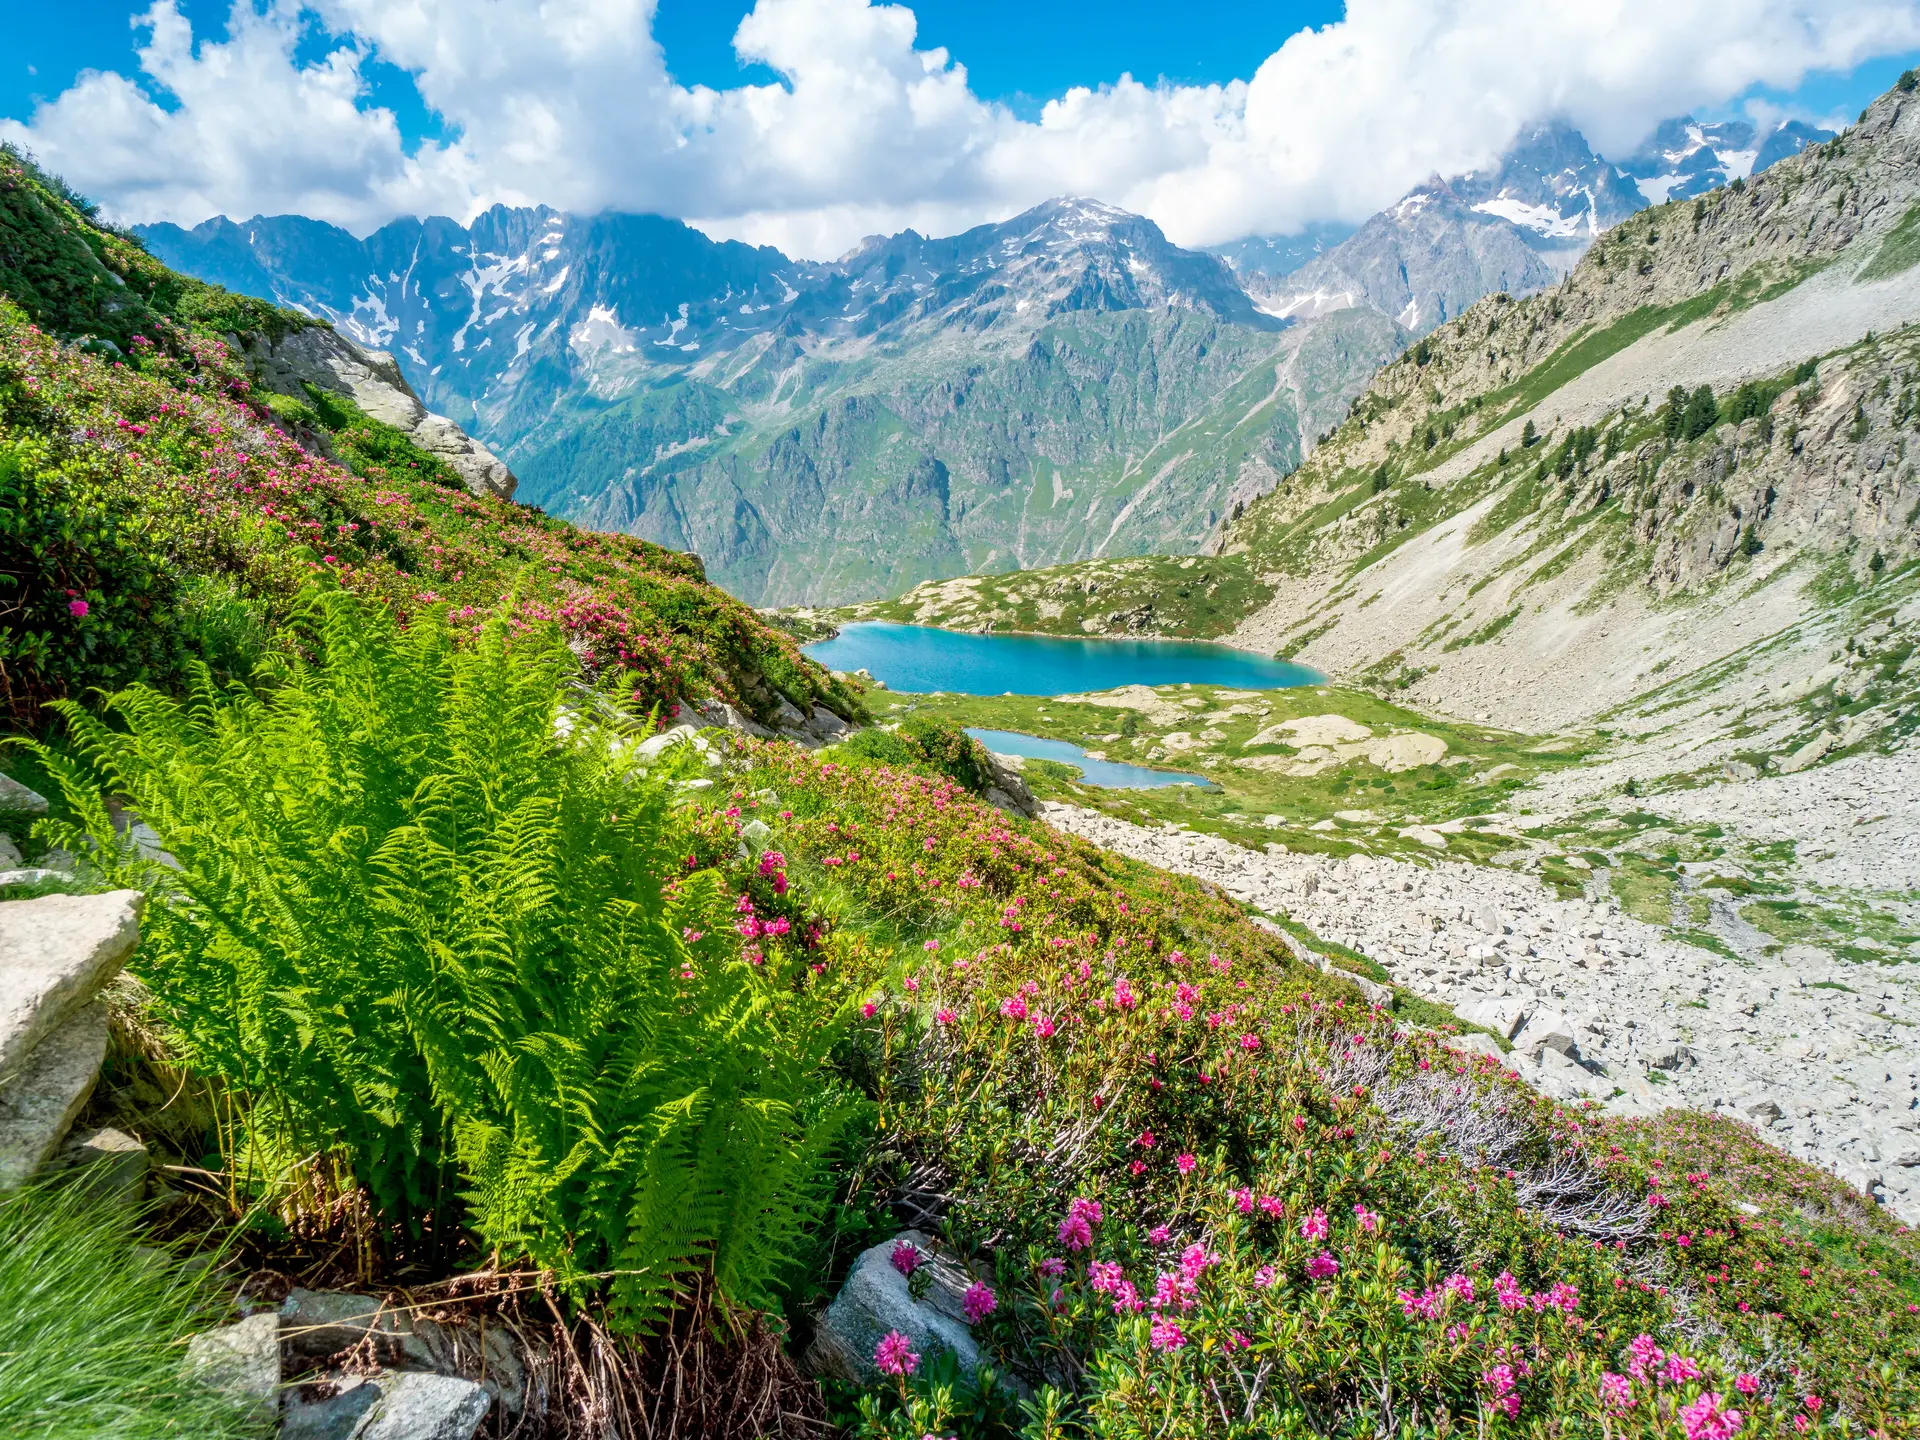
[31,590,860,1329]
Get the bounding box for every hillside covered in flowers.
[0,141,1914,1440]
[0,142,857,730]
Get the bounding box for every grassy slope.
[865,680,1583,863]
[0,144,859,729]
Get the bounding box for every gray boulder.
[246,328,516,501]
[279,1289,527,1419]
[635,725,701,764]
[0,773,48,816]
[981,753,1039,818]
[1517,1008,1577,1059]
[185,1312,280,1418]
[0,999,108,1188]
[805,1230,982,1385]
[1456,994,1531,1040]
[0,890,143,1082]
[54,1126,149,1205]
[284,1371,490,1440]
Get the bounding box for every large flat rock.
[0,999,108,1188]
[0,890,143,1083]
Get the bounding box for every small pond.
[804,622,1320,696]
[966,728,1217,791]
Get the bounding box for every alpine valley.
[6,20,1920,1440]
[139,112,1830,609]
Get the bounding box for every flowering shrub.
[687,742,1917,1437]
[0,177,860,728]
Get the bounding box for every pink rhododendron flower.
[1058,1197,1101,1251]
[1178,1244,1216,1282]
[1089,1261,1126,1294]
[962,1281,996,1323]
[1147,1225,1172,1245]
[1543,1281,1579,1315]
[1664,1356,1704,1386]
[1353,1203,1380,1232]
[68,599,89,618]
[1679,1393,1743,1440]
[1300,1207,1329,1240]
[1149,1318,1186,1351]
[1734,1375,1759,1397]
[1305,1251,1339,1280]
[1600,1373,1636,1412]
[890,1240,921,1277]
[1176,1153,1196,1175]
[1627,1335,1664,1381]
[1494,1271,1527,1312]
[1253,1265,1277,1288]
[874,1330,920,1377]
[1152,1270,1198,1312]
[1445,1274,1476,1304]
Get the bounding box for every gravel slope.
[1043,800,1920,1225]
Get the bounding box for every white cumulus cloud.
[5,0,1919,256]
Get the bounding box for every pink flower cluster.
[1057,1196,1102,1251]
[890,1239,921,1277]
[962,1280,997,1323]
[873,1330,919,1377]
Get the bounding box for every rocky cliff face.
[245,326,518,499]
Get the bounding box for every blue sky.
[6,1,1919,256]
[10,1,1908,141]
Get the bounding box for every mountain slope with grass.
[0,142,857,731]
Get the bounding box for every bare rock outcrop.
[0,891,145,1190]
[246,327,517,501]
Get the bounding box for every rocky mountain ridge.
[1242,124,1645,334]
[145,199,1394,606]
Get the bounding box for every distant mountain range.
[144,199,1397,605]
[1211,115,1832,334]
[1617,115,1834,203]
[140,110,1833,604]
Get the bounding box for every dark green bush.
[0,436,184,720]
[840,716,994,795]
[897,714,992,794]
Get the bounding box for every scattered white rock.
[1039,801,1920,1225]
[1246,714,1374,748]
[0,890,143,1081]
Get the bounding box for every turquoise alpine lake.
[964,728,1217,790]
[804,622,1321,696]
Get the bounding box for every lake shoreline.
[804,620,1323,697]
